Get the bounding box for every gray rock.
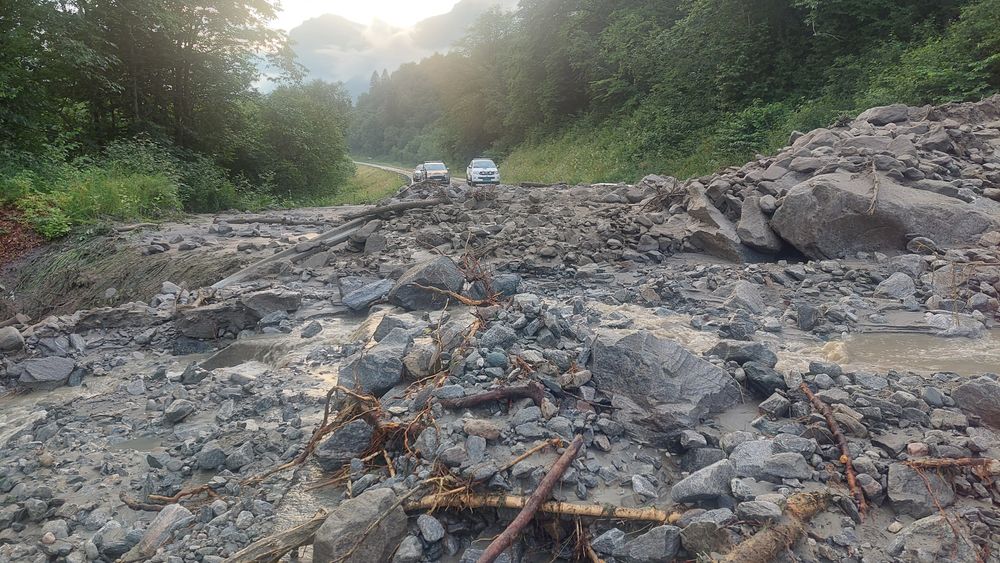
[240,289,302,316]
[121,504,194,562]
[388,256,465,310]
[730,440,776,479]
[761,452,812,480]
[315,420,374,471]
[705,340,777,367]
[391,535,423,563]
[686,187,767,263]
[771,171,1000,259]
[875,272,916,299]
[592,528,626,555]
[622,525,680,563]
[343,279,394,311]
[952,376,1000,427]
[225,442,255,471]
[0,327,24,353]
[632,475,659,499]
[758,393,791,417]
[590,331,740,436]
[417,514,445,542]
[339,328,412,395]
[196,442,226,470]
[736,500,782,522]
[888,462,954,517]
[743,362,786,398]
[737,196,783,253]
[887,515,977,561]
[479,324,517,349]
[725,281,765,314]
[16,357,76,389]
[164,399,196,423]
[670,460,735,503]
[301,321,323,338]
[313,488,407,563]
[856,104,910,125]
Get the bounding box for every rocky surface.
[1,97,1000,563]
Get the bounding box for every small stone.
[417,514,445,542]
[736,500,782,522]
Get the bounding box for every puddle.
[109,436,163,452]
[835,329,1000,375]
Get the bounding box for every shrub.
[17,192,71,239]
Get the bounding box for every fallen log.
[344,198,446,220]
[227,509,328,563]
[722,491,830,563]
[412,283,490,306]
[405,493,678,524]
[905,457,1000,474]
[114,223,158,232]
[438,381,546,409]
[477,434,584,563]
[800,382,867,519]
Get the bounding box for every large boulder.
[388,257,465,310]
[338,328,412,395]
[590,331,740,438]
[313,488,407,563]
[175,302,258,339]
[670,460,735,503]
[771,171,1000,259]
[0,327,25,353]
[887,515,978,562]
[239,289,302,317]
[314,419,374,471]
[887,463,954,517]
[856,104,910,126]
[16,357,77,389]
[686,187,768,263]
[342,279,394,311]
[736,196,783,253]
[952,376,1000,428]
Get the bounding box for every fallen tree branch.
[867,160,880,215]
[800,382,867,519]
[406,494,678,523]
[438,381,547,409]
[114,223,158,232]
[412,283,490,306]
[477,434,584,563]
[146,484,216,505]
[722,491,830,562]
[344,198,446,220]
[119,492,165,512]
[227,509,329,563]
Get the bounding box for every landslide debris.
[1,96,1000,563]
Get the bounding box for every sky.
[273,0,463,31]
[270,0,517,97]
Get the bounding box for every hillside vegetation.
[350,0,1000,182]
[1,1,355,238]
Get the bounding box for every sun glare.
[275,0,462,30]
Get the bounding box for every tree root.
[146,484,217,505]
[723,491,830,562]
[227,509,328,563]
[800,382,867,519]
[438,381,546,410]
[905,457,1000,474]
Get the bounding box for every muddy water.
[834,329,1000,375]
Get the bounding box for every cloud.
[287,0,517,98]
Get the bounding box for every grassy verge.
[296,165,407,207]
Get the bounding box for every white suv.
[466,158,500,187]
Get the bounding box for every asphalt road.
[354,160,467,185]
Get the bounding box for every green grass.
[298,165,407,206]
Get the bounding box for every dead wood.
[344,198,446,220]
[905,457,1000,474]
[800,382,867,519]
[406,493,678,523]
[722,491,830,563]
[477,435,583,563]
[411,283,490,306]
[227,509,328,563]
[438,381,546,410]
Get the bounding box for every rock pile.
[1,96,1000,563]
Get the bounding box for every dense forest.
[1,0,354,238]
[350,0,1000,183]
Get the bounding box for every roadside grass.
[298,165,407,207]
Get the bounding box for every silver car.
[466,158,500,186]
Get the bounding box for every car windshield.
[471,159,496,168]
[425,163,447,171]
